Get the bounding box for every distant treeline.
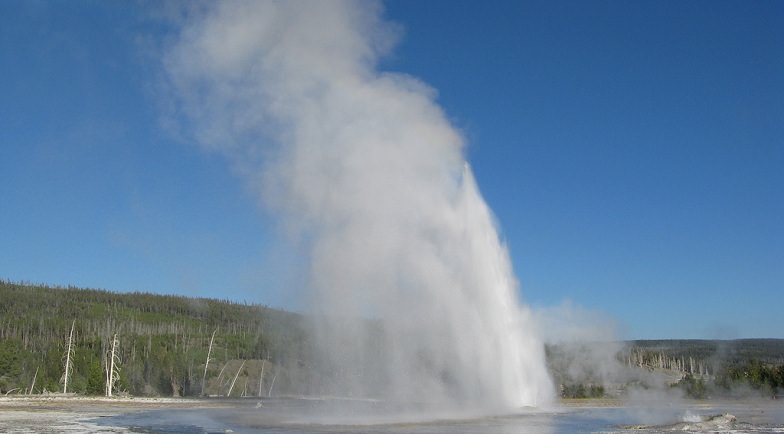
[629,339,784,365]
[550,340,784,399]
[0,280,312,397]
[1,281,783,399]
[629,340,784,399]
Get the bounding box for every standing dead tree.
[29,366,39,395]
[258,359,265,397]
[61,320,75,394]
[105,333,120,397]
[201,329,217,396]
[268,371,277,397]
[227,360,245,397]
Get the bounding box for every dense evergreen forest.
[2,281,783,399]
[549,339,784,399]
[0,280,312,397]
[623,339,784,399]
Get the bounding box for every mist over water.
[163,0,553,412]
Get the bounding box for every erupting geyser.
[164,0,553,411]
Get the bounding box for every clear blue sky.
[1,1,781,339]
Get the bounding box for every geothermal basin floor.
[1,396,784,433]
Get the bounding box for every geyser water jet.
[163,0,553,411]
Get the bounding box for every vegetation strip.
[2,281,783,399]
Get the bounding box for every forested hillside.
[0,281,312,397]
[623,339,784,398]
[2,281,783,399]
[549,339,784,399]
[628,339,784,364]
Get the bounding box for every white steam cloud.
[162,0,553,411]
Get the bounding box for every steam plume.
[163,0,553,411]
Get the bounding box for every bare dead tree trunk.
[105,334,120,397]
[29,366,38,395]
[268,371,276,397]
[258,360,265,397]
[228,360,245,397]
[62,320,75,394]
[201,329,217,396]
[215,362,228,395]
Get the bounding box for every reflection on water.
[93,398,784,434]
